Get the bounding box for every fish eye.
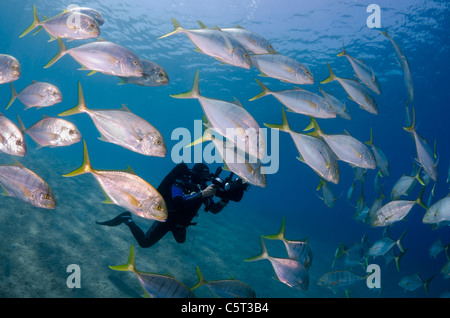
[155,139,161,145]
[159,72,164,77]
[16,140,22,146]
[155,205,161,211]
[243,53,249,58]
[89,23,95,28]
[133,60,138,65]
[44,194,51,200]
[69,129,75,135]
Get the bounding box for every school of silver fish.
[0,4,448,298]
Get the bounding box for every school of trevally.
[0,0,449,299]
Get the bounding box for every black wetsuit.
[125,163,219,248]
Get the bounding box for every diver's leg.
[126,221,170,248]
[171,227,187,243]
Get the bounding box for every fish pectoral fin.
[19,184,32,198]
[123,192,141,208]
[306,100,318,109]
[283,64,294,74]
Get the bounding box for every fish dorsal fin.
[232,97,244,108]
[235,24,245,29]
[124,165,136,175]
[197,20,208,29]
[32,80,38,84]
[13,159,25,168]
[120,104,132,112]
[213,25,222,31]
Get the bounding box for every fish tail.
[332,243,346,268]
[16,114,26,134]
[63,140,93,177]
[320,61,337,84]
[244,236,269,262]
[5,83,17,110]
[249,78,272,101]
[44,37,68,69]
[19,4,40,38]
[264,107,291,132]
[336,40,346,57]
[365,127,374,146]
[424,274,434,293]
[190,266,207,291]
[394,249,407,272]
[170,70,200,99]
[262,216,286,241]
[158,17,184,39]
[303,117,322,137]
[396,230,407,253]
[403,106,416,133]
[58,82,88,116]
[109,244,136,273]
[185,115,213,148]
[414,167,425,186]
[415,186,427,209]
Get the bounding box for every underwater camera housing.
[208,167,249,203]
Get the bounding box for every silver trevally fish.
[159,18,252,69]
[63,141,167,222]
[390,167,424,200]
[428,239,447,260]
[398,274,434,292]
[250,79,337,119]
[59,82,166,157]
[191,266,256,298]
[44,38,144,77]
[262,216,313,270]
[110,245,195,298]
[367,231,406,258]
[404,107,438,182]
[365,128,390,177]
[67,6,105,26]
[337,42,381,95]
[371,188,427,227]
[245,236,309,291]
[0,54,21,84]
[171,70,266,161]
[317,178,339,208]
[17,115,81,149]
[249,53,314,85]
[188,119,266,188]
[366,195,385,225]
[321,62,378,115]
[305,117,376,169]
[264,107,339,184]
[422,195,450,227]
[319,86,351,120]
[380,29,414,104]
[197,20,276,54]
[118,58,169,86]
[6,81,62,110]
[318,270,366,297]
[20,5,100,41]
[0,160,55,209]
[0,112,26,156]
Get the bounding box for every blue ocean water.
[0,0,449,299]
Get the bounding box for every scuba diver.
[96,163,249,248]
